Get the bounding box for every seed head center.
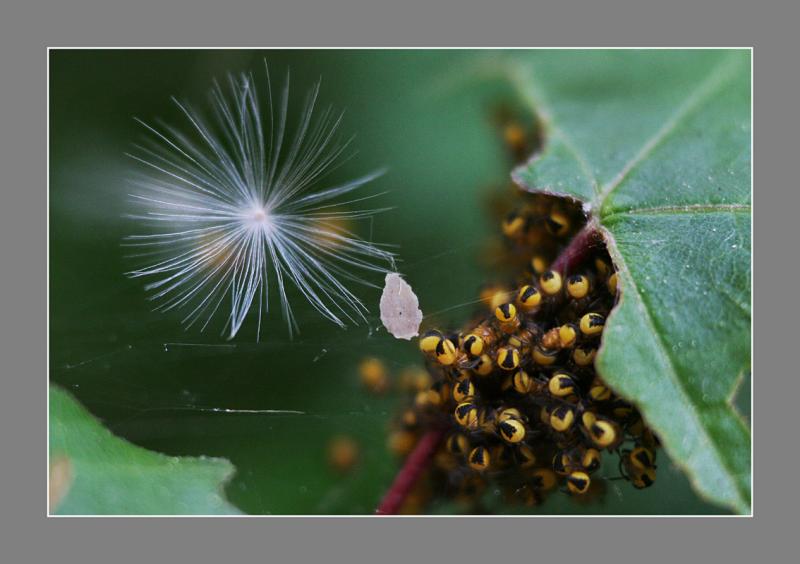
[247,205,273,233]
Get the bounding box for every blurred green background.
[49,49,738,514]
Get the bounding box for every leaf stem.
[551,224,600,275]
[375,426,446,515]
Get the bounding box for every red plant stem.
[375,426,446,515]
[375,223,600,515]
[551,224,600,275]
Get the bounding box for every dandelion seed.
[124,64,396,339]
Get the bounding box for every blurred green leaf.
[511,50,751,513]
[49,385,240,515]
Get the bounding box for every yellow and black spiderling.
[589,378,612,402]
[453,378,476,403]
[455,401,479,429]
[611,401,635,421]
[581,448,602,473]
[502,122,528,157]
[532,345,559,366]
[539,270,563,296]
[432,380,452,403]
[516,285,542,312]
[502,211,526,239]
[580,312,606,336]
[573,345,597,367]
[401,408,418,429]
[388,429,417,457]
[587,417,622,450]
[566,471,591,495]
[530,255,549,276]
[474,353,494,377]
[494,107,541,164]
[508,324,538,348]
[621,448,657,489]
[532,468,558,491]
[446,433,470,457]
[558,323,578,348]
[462,333,484,357]
[419,329,443,354]
[433,337,458,365]
[546,209,571,238]
[640,429,660,450]
[496,346,520,371]
[550,404,576,432]
[359,357,389,394]
[495,302,520,333]
[468,446,491,472]
[552,451,572,475]
[566,274,591,300]
[517,444,537,468]
[328,435,360,474]
[548,371,577,397]
[497,406,523,423]
[495,302,516,323]
[415,388,442,409]
[498,418,526,444]
[629,446,657,472]
[595,257,611,279]
[477,407,496,433]
[608,272,619,296]
[630,467,657,489]
[384,189,660,513]
[512,370,535,394]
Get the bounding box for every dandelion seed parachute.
[124,64,396,339]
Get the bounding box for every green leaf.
[510,50,751,513]
[49,385,241,515]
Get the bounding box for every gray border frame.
[2,0,795,562]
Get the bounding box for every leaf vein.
[602,203,751,221]
[597,53,743,206]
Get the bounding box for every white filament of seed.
[124,64,395,340]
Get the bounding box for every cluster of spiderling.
[389,193,660,512]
